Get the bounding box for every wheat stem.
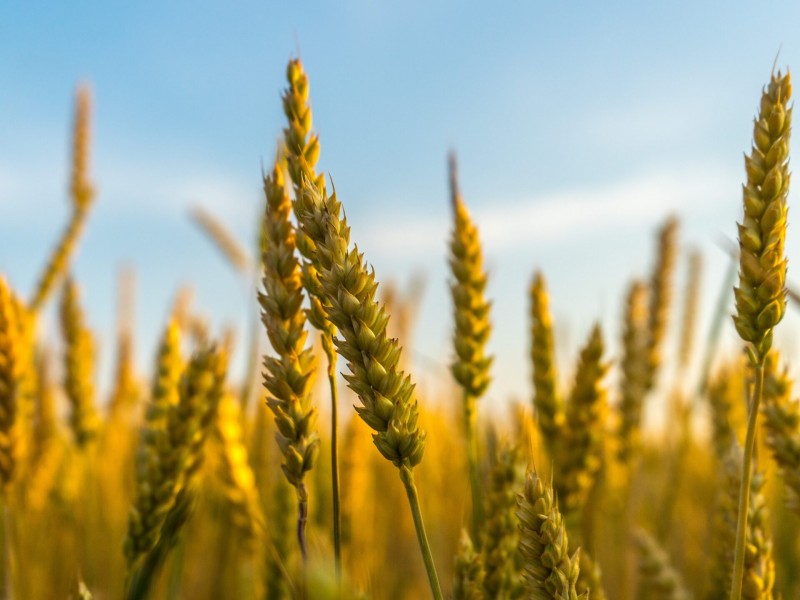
[399,465,443,600]
[730,359,763,600]
[324,346,342,582]
[463,392,483,545]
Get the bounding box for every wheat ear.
[448,151,492,543]
[293,173,441,598]
[29,86,95,314]
[517,469,586,599]
[189,206,252,274]
[644,217,678,392]
[0,278,19,490]
[126,345,227,597]
[557,324,608,519]
[761,352,800,515]
[215,394,266,551]
[58,277,101,447]
[281,58,342,577]
[109,267,139,417]
[617,280,649,467]
[530,272,563,457]
[453,531,486,600]
[633,528,691,600]
[707,366,738,463]
[124,320,183,569]
[480,440,522,598]
[259,157,320,563]
[731,70,791,600]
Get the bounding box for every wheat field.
[0,57,798,600]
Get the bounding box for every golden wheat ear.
[529,271,563,458]
[517,468,586,599]
[448,150,492,543]
[259,155,319,563]
[30,86,96,314]
[734,71,791,362]
[0,277,20,490]
[58,277,101,448]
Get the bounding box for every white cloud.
[357,163,737,258]
[0,153,259,229]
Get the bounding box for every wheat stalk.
[677,250,702,373]
[731,69,791,600]
[448,151,492,543]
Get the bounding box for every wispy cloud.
[0,153,259,228]
[357,163,737,259]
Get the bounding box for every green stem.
[324,336,342,586]
[656,400,691,542]
[296,483,309,564]
[399,465,443,600]
[166,537,186,600]
[463,393,483,546]
[729,357,764,600]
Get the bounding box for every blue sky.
[3,2,800,415]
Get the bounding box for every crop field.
[2,37,800,600]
